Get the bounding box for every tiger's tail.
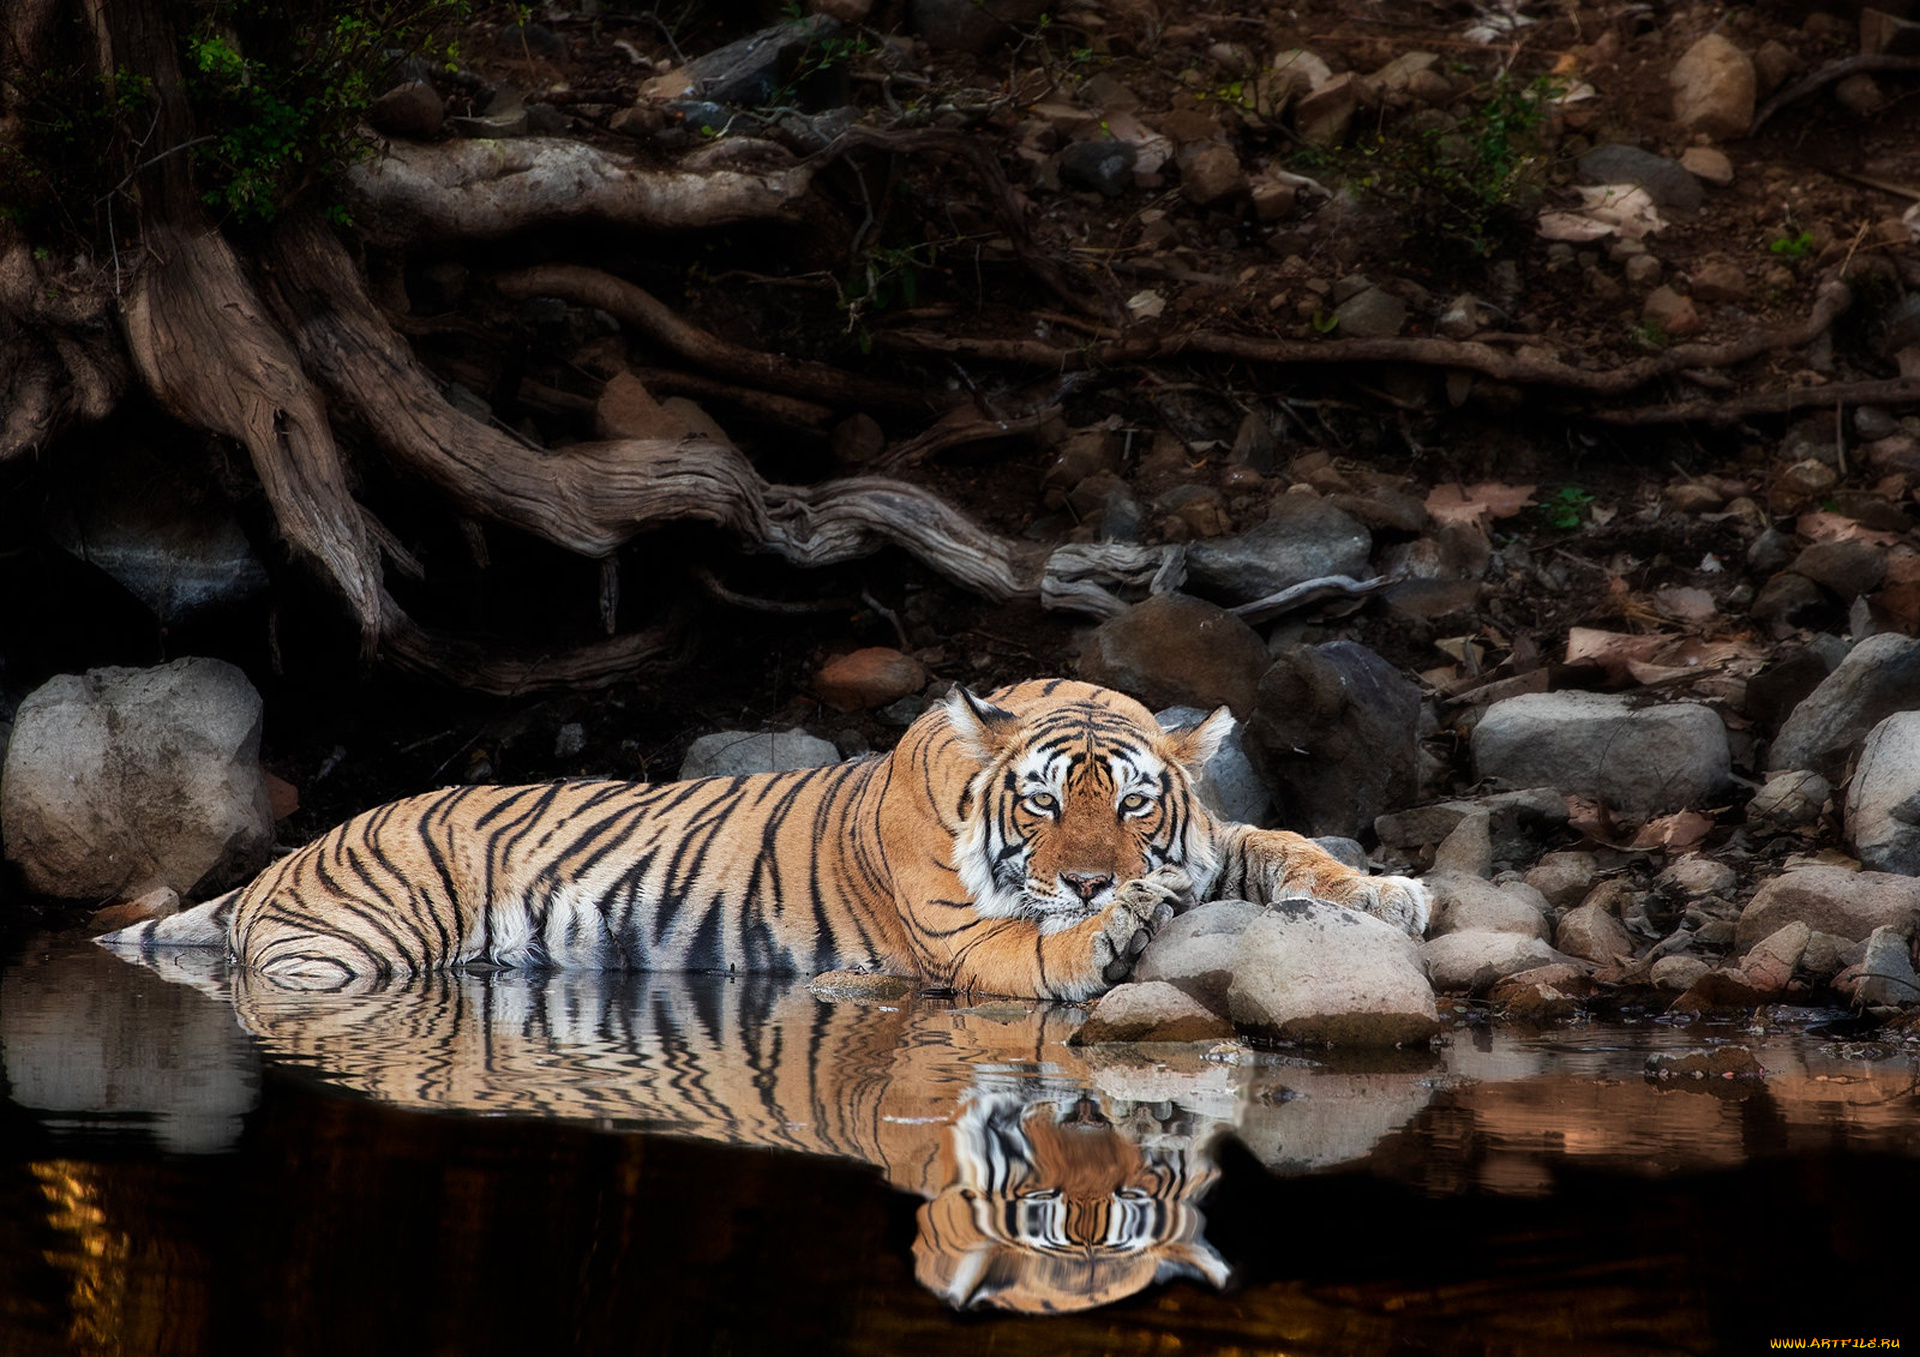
[95,889,240,954]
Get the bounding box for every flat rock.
[1227,900,1440,1045]
[0,659,272,900]
[1132,898,1265,1012]
[1079,593,1271,718]
[1421,929,1569,993]
[678,728,840,779]
[1770,633,1920,780]
[1184,496,1373,605]
[1071,980,1236,1043]
[1734,865,1920,950]
[1848,712,1920,874]
[1473,692,1730,815]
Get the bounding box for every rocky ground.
[8,0,1920,1034]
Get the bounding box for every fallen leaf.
[1628,810,1714,852]
[1795,510,1903,547]
[1565,627,1668,682]
[1538,184,1666,242]
[1127,289,1167,320]
[1426,481,1537,529]
[1653,586,1719,625]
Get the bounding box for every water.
[5,933,1919,1354]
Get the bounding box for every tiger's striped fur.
[99,679,1429,999]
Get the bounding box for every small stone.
[1753,39,1804,94]
[813,648,929,712]
[1680,146,1734,187]
[1556,902,1635,965]
[1295,72,1361,145]
[1789,539,1888,599]
[1658,856,1738,898]
[1177,144,1247,206]
[1624,254,1664,288]
[1183,496,1373,604]
[1228,901,1441,1045]
[1652,954,1711,992]
[1432,809,1492,877]
[1080,594,1271,719]
[1060,138,1138,197]
[1855,924,1920,1005]
[1671,34,1757,140]
[830,412,886,464]
[1421,929,1567,992]
[1429,871,1551,940]
[1524,851,1599,910]
[1750,573,1831,631]
[1740,920,1811,995]
[1691,257,1749,303]
[1576,144,1703,212]
[1835,72,1887,117]
[553,722,586,759]
[369,80,446,140]
[1071,980,1236,1043]
[1665,482,1726,513]
[1332,287,1408,339]
[1642,285,1703,336]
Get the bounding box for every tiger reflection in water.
[210,962,1235,1313]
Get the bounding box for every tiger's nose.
[1062,871,1114,901]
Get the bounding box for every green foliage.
[1537,485,1594,530]
[1768,229,1814,259]
[0,64,156,241]
[182,0,470,225]
[1340,72,1561,269]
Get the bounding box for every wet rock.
[1429,872,1551,940]
[1177,144,1246,206]
[1184,496,1373,605]
[678,728,840,779]
[1059,138,1137,196]
[1079,593,1270,718]
[1734,865,1920,949]
[1670,34,1756,140]
[1556,902,1635,965]
[1227,900,1440,1045]
[1421,929,1568,992]
[1132,899,1265,1011]
[1641,285,1703,337]
[1072,981,1236,1043]
[1,659,273,900]
[1740,921,1811,995]
[809,970,914,1001]
[1472,692,1731,815]
[1848,712,1920,873]
[1854,924,1920,1005]
[1488,962,1590,1016]
[813,648,929,712]
[1644,1047,1764,1080]
[1376,788,1569,870]
[369,80,445,140]
[1525,851,1600,910]
[1769,633,1920,780]
[1651,954,1711,992]
[1576,144,1703,212]
[1246,641,1421,841]
[1156,707,1272,827]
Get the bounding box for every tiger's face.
[944,685,1228,928]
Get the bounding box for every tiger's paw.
[1357,874,1431,939]
[1099,866,1193,985]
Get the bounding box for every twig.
[1585,376,1920,426]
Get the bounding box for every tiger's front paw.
[1099,866,1194,985]
[1361,874,1432,939]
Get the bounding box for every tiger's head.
[913,1086,1230,1313]
[943,683,1230,929]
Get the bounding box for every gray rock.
[1132,898,1265,1011]
[1555,902,1635,964]
[1431,809,1492,877]
[1332,287,1407,339]
[1576,144,1704,212]
[1421,929,1567,992]
[1227,900,1440,1045]
[1079,593,1271,718]
[1428,871,1551,940]
[1750,574,1833,631]
[1376,788,1570,869]
[1855,924,1920,1005]
[1524,851,1600,909]
[656,13,842,105]
[1790,539,1887,599]
[1800,930,1854,980]
[1059,139,1137,197]
[1184,496,1373,605]
[1311,836,1371,872]
[1245,641,1421,840]
[1651,954,1711,992]
[1747,769,1831,827]
[0,659,273,900]
[1735,865,1920,949]
[1072,981,1236,1043]
[1770,633,1920,780]
[1473,692,1730,815]
[678,727,841,779]
[1157,706,1272,826]
[1848,712,1920,874]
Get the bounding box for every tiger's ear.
[943,686,1022,762]
[1162,706,1233,773]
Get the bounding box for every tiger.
[98,678,1430,1000]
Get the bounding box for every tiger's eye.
[1026,791,1057,813]
[1120,792,1149,812]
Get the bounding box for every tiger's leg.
[1208,823,1430,938]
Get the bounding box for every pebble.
[1576,144,1703,212]
[1059,139,1137,197]
[1177,143,1246,206]
[1556,902,1635,965]
[1524,851,1600,910]
[1333,287,1408,339]
[1680,146,1734,187]
[1421,930,1569,992]
[1641,285,1702,336]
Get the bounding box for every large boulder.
[1184,496,1373,605]
[1734,866,1920,950]
[1227,900,1440,1045]
[1769,633,1920,781]
[678,728,840,779]
[1132,898,1265,1011]
[1157,706,1272,826]
[1246,640,1422,840]
[1472,691,1730,814]
[1,659,273,900]
[1848,712,1920,874]
[1079,593,1270,718]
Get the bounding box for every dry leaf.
[1653,586,1718,625]
[1538,184,1666,242]
[1627,811,1713,852]
[1426,481,1537,529]
[1795,510,1903,547]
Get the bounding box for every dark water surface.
[4,934,1919,1356]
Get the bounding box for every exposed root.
[1751,54,1920,134]
[1585,375,1920,426]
